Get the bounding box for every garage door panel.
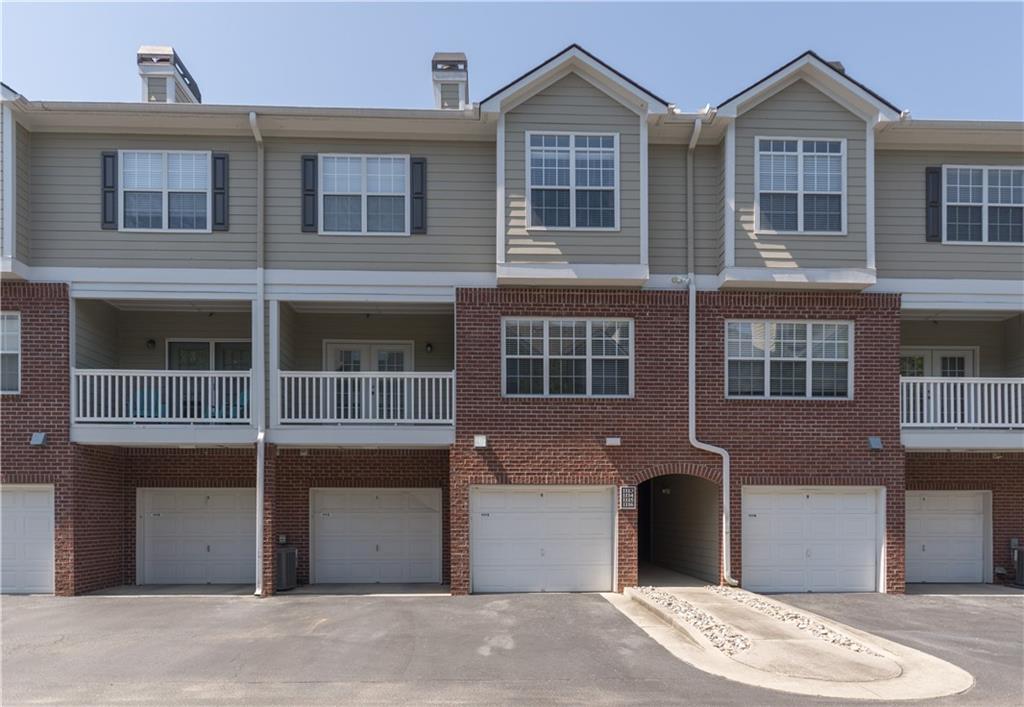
[542,512,609,537]
[906,491,986,584]
[742,488,879,594]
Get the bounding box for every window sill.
[318,231,412,237]
[940,240,1024,247]
[502,394,635,400]
[754,230,847,237]
[525,227,620,233]
[119,228,213,234]
[724,395,854,401]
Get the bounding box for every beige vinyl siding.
[147,77,167,103]
[282,312,454,372]
[716,142,726,272]
[265,138,493,271]
[29,133,257,268]
[505,72,641,264]
[901,319,1013,377]
[117,310,252,370]
[649,143,684,274]
[695,144,723,275]
[0,113,4,258]
[735,80,867,270]
[876,150,1024,279]
[75,300,119,368]
[439,83,460,109]
[16,123,31,263]
[650,475,720,583]
[278,302,299,371]
[1004,315,1024,377]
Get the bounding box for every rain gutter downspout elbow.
[250,111,267,596]
[686,118,738,586]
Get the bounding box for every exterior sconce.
[473,435,488,449]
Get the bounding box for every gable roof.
[480,44,670,114]
[717,50,901,121]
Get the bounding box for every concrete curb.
[609,589,975,701]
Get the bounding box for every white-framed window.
[166,339,252,372]
[119,150,212,232]
[526,132,619,230]
[319,154,410,235]
[1,312,21,394]
[725,320,853,399]
[502,318,633,397]
[943,165,1024,244]
[755,137,846,235]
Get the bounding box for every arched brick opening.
[631,461,722,486]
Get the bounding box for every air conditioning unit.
[276,546,297,591]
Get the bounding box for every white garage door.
[1,486,55,594]
[470,486,614,593]
[742,487,880,593]
[906,491,986,583]
[139,488,256,585]
[311,488,441,584]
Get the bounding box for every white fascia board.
[718,266,877,290]
[71,423,258,447]
[902,428,1024,452]
[645,273,721,291]
[268,425,454,449]
[717,55,900,123]
[481,47,668,116]
[869,277,1024,296]
[496,262,650,287]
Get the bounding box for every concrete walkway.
[608,567,975,701]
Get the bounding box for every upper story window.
[119,150,211,231]
[726,321,853,399]
[319,154,410,235]
[943,166,1023,244]
[755,138,846,235]
[527,132,619,230]
[503,318,633,397]
[1,312,21,394]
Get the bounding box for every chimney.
[431,52,468,110]
[826,60,846,75]
[137,45,202,104]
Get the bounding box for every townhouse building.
[1,45,1021,597]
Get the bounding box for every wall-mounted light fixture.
[473,435,488,449]
[425,342,434,353]
[29,432,47,446]
[867,436,884,451]
[605,436,622,447]
[145,339,156,350]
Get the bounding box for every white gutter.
[686,118,738,586]
[249,111,267,596]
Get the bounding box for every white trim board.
[2,104,15,261]
[496,262,648,287]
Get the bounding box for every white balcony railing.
[279,371,454,425]
[900,377,1024,429]
[73,369,252,424]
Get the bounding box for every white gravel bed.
[636,586,752,655]
[706,585,883,656]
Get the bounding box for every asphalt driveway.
[2,588,1021,705]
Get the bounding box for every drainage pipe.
[249,111,267,596]
[686,117,738,586]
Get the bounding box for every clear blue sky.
[3,2,1022,120]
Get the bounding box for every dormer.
[432,52,468,110]
[137,45,202,104]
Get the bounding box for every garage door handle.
[922,544,926,552]
[207,545,211,553]
[805,549,811,559]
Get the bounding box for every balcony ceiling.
[101,299,251,313]
[284,301,454,315]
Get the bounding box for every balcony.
[270,302,455,447]
[71,298,257,446]
[900,313,1024,451]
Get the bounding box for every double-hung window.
[120,150,211,231]
[726,321,852,399]
[320,154,410,235]
[756,138,845,234]
[943,166,1023,244]
[527,132,618,229]
[503,318,632,397]
[1,312,21,394]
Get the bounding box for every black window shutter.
[925,166,942,242]
[101,151,117,229]
[410,157,427,234]
[301,155,318,232]
[212,153,229,231]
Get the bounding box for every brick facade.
[906,452,1024,583]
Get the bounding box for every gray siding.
[147,77,167,103]
[116,310,251,369]
[649,143,684,274]
[30,133,257,268]
[650,475,720,583]
[901,320,1008,376]
[278,302,299,371]
[0,113,4,258]
[265,138,494,271]
[1004,315,1024,377]
[695,144,723,275]
[876,150,1024,279]
[439,83,460,109]
[505,72,641,265]
[735,80,867,270]
[283,312,454,372]
[75,299,118,368]
[16,123,31,263]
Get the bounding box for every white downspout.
[686,117,738,586]
[250,111,267,596]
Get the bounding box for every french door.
[323,342,413,420]
[900,348,976,378]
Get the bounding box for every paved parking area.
[2,588,1021,705]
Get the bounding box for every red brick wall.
[267,447,450,590]
[70,445,125,593]
[450,288,905,594]
[906,452,1024,583]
